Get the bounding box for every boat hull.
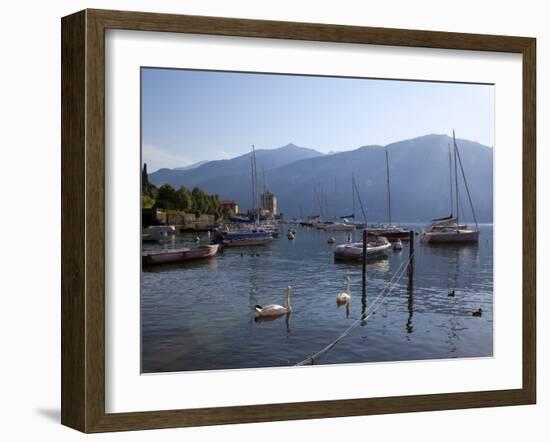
[142,244,219,265]
[367,228,410,241]
[218,230,274,247]
[142,225,176,242]
[322,223,356,232]
[222,237,273,247]
[421,229,479,243]
[334,239,392,260]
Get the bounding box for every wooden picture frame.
[61,8,536,433]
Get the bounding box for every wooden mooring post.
[362,229,367,299]
[407,230,415,285]
[361,229,368,318]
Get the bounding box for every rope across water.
[294,251,414,366]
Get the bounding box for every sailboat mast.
[353,177,368,223]
[385,149,392,226]
[448,143,454,217]
[315,183,324,220]
[352,173,356,218]
[251,144,259,224]
[453,131,459,227]
[250,156,255,217]
[454,134,479,229]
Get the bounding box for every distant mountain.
[149,143,324,190]
[174,160,209,171]
[148,135,493,222]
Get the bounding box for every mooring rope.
[294,252,414,366]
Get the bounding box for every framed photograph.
[61,9,536,433]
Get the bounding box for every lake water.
[141,223,493,373]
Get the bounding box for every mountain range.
[148,135,493,222]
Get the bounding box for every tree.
[156,184,177,209]
[208,194,222,217]
[147,182,224,216]
[142,163,149,188]
[141,163,157,198]
[141,194,155,209]
[176,186,193,212]
[191,187,208,214]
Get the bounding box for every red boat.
[142,244,219,265]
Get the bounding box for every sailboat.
[341,173,368,229]
[219,144,273,247]
[366,149,409,241]
[333,174,392,261]
[312,182,354,231]
[421,131,480,244]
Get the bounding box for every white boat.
[423,215,467,232]
[366,224,410,241]
[322,221,356,232]
[142,244,219,265]
[142,225,176,242]
[334,236,392,260]
[421,227,479,243]
[219,230,273,247]
[421,131,480,244]
[393,239,403,250]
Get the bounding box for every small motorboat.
[321,221,356,232]
[287,230,295,240]
[334,236,392,261]
[219,230,273,247]
[142,225,176,242]
[327,236,336,244]
[366,225,410,241]
[393,239,403,250]
[142,244,219,265]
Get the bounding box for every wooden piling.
[362,229,367,298]
[407,230,414,284]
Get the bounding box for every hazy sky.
[141,68,494,172]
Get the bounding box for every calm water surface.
[141,224,493,373]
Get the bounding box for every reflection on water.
[334,254,391,273]
[141,224,493,373]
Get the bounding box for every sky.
[141,68,494,172]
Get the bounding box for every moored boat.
[421,224,479,243]
[142,244,219,265]
[421,131,480,244]
[366,224,410,241]
[321,221,356,232]
[393,239,403,250]
[142,225,176,242]
[334,236,392,261]
[365,149,409,241]
[219,230,273,247]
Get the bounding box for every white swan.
[336,276,351,304]
[255,286,292,317]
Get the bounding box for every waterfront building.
[260,191,278,216]
[221,199,239,214]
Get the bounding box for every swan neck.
[285,289,292,311]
